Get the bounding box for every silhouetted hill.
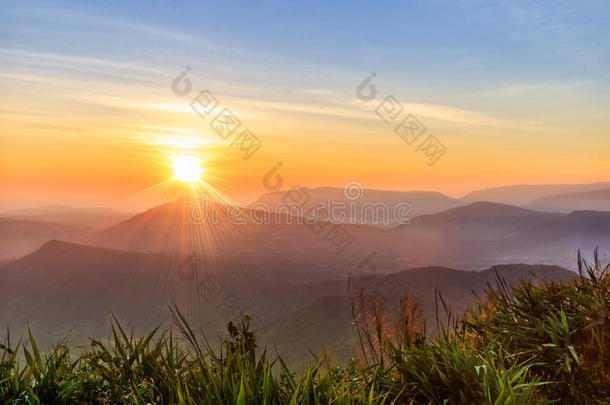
[0,240,177,339]
[498,210,610,247]
[461,182,610,206]
[529,189,610,212]
[0,217,88,262]
[485,211,610,267]
[89,198,259,256]
[90,198,195,253]
[399,201,561,240]
[255,186,460,223]
[284,263,576,309]
[263,263,576,364]
[88,197,410,272]
[2,205,131,229]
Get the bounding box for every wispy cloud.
[0,49,169,76]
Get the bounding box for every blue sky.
[5,0,608,137]
[4,0,609,91]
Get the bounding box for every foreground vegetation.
[1,252,609,404]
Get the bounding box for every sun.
[172,156,203,182]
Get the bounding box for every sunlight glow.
[172,156,203,182]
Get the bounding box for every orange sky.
[2,88,608,211]
[2,2,610,211]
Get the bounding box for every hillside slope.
[529,189,610,212]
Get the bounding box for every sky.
[1,0,609,210]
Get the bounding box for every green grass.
[1,250,608,404]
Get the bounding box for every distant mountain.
[90,198,195,253]
[0,240,268,343]
[5,204,90,216]
[485,210,610,267]
[88,197,410,274]
[263,263,576,364]
[387,202,570,269]
[88,197,268,256]
[0,217,88,262]
[355,264,575,314]
[91,196,522,272]
[88,197,610,272]
[88,197,318,259]
[0,241,175,330]
[529,189,610,212]
[398,201,561,240]
[522,210,610,237]
[461,182,610,206]
[501,210,610,248]
[255,186,460,224]
[2,205,131,229]
[392,202,610,269]
[280,263,576,316]
[254,183,610,224]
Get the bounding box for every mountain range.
[460,182,610,206]
[1,181,609,363]
[255,182,610,225]
[0,239,576,364]
[528,189,610,212]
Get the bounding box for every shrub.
[464,249,610,403]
